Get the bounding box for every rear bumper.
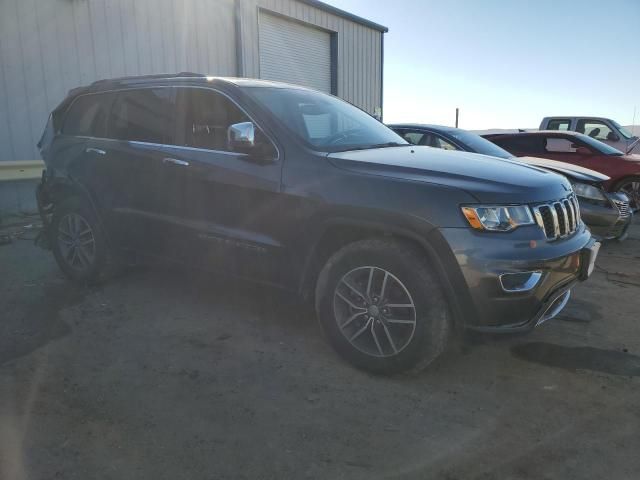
[439,224,595,332]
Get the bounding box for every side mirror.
[227,122,255,153]
[575,146,592,155]
[607,132,620,142]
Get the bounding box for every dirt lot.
[1,218,639,480]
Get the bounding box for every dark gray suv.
[37,74,599,374]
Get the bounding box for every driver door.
[157,87,283,281]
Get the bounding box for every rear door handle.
[162,157,189,167]
[85,147,106,156]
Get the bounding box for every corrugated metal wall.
[238,0,382,116]
[0,0,383,162]
[0,0,237,162]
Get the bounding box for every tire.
[614,176,640,212]
[50,197,112,284]
[315,238,451,375]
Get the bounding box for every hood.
[518,156,609,184]
[622,153,640,162]
[328,146,573,204]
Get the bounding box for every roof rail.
[90,72,205,86]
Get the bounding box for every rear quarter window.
[491,136,545,154]
[62,94,113,137]
[546,119,571,131]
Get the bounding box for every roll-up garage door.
[259,12,332,93]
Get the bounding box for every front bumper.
[439,223,595,332]
[580,192,633,240]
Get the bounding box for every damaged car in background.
[390,124,633,241]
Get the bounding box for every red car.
[485,131,640,211]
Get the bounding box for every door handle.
[85,147,106,156]
[162,157,189,167]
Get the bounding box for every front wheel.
[315,238,451,375]
[615,176,640,212]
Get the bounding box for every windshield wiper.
[334,142,409,152]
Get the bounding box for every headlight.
[461,205,535,232]
[572,183,607,202]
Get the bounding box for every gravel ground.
[1,218,639,480]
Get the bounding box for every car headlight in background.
[572,183,607,202]
[461,205,535,232]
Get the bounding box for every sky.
[326,0,640,130]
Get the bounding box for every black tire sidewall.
[51,198,109,284]
[316,239,450,374]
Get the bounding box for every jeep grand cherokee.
[36,74,599,374]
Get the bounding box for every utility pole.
[455,108,459,128]
[632,106,637,136]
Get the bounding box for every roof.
[300,0,388,32]
[84,74,312,93]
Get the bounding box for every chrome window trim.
[60,84,281,162]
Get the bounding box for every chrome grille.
[613,199,631,218]
[533,195,580,241]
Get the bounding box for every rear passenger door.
[59,93,115,205]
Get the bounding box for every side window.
[181,88,249,151]
[544,138,577,153]
[576,120,614,141]
[492,136,545,154]
[547,119,571,131]
[109,88,177,144]
[433,135,458,151]
[63,94,113,137]
[400,131,425,145]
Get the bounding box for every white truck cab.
[540,117,639,154]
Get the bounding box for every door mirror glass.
[227,122,255,153]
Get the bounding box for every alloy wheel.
[57,213,96,272]
[333,266,417,358]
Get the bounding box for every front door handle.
[85,147,106,156]
[162,157,190,167]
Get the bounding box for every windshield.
[243,87,407,152]
[449,130,514,159]
[611,120,635,139]
[575,133,625,155]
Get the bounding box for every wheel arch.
[298,218,471,331]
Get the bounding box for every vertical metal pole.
[455,108,459,128]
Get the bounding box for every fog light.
[499,271,542,292]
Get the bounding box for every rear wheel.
[615,176,640,212]
[315,238,451,374]
[51,198,111,284]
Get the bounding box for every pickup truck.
[540,117,639,154]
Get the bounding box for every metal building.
[0,0,387,163]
